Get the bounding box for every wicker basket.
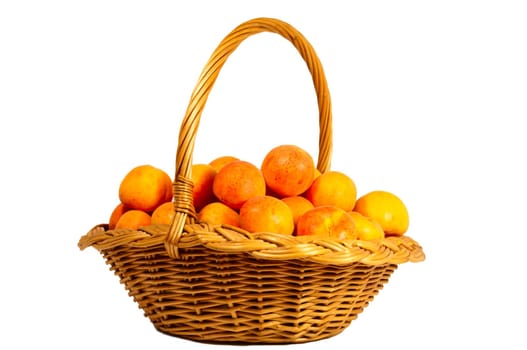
[78,17,425,344]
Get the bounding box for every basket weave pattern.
[79,17,424,344]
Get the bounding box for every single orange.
[191,163,217,212]
[118,165,172,212]
[197,201,240,227]
[353,190,409,236]
[209,155,240,173]
[296,205,357,240]
[151,201,175,225]
[261,144,315,197]
[304,171,357,211]
[109,202,128,230]
[348,211,385,240]
[115,209,152,230]
[239,195,294,235]
[212,160,266,210]
[281,196,315,226]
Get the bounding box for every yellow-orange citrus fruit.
[304,171,357,211]
[353,190,409,236]
[209,155,240,173]
[212,160,266,210]
[281,196,315,226]
[348,211,385,240]
[118,165,172,212]
[198,201,240,227]
[239,195,294,235]
[191,163,217,212]
[115,209,151,230]
[261,144,315,197]
[109,202,128,230]
[151,201,175,225]
[296,205,357,240]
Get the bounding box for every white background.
[1,1,526,349]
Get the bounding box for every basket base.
[100,243,397,344]
[153,326,347,345]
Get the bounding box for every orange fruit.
[115,209,151,230]
[197,201,240,227]
[296,205,357,240]
[151,201,175,225]
[239,195,294,235]
[209,155,240,173]
[353,190,409,236]
[212,160,266,210]
[191,163,217,212]
[118,165,172,212]
[261,144,315,197]
[109,202,128,229]
[304,171,357,211]
[281,196,314,225]
[348,211,385,240]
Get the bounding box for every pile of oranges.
[109,144,409,241]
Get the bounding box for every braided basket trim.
[79,223,425,266]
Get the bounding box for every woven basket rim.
[78,223,425,265]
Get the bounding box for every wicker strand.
[165,175,196,258]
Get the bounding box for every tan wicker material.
[78,17,425,344]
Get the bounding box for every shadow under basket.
[78,17,425,344]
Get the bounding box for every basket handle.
[166,17,333,258]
